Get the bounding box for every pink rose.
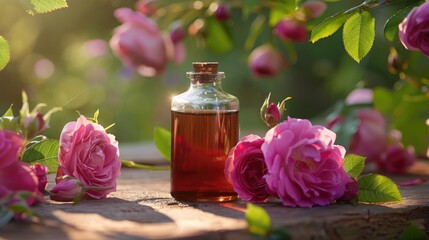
[261,117,349,207]
[135,0,157,16]
[0,130,25,169]
[30,163,48,194]
[50,177,84,202]
[0,161,39,206]
[248,45,286,77]
[399,1,429,57]
[349,109,387,162]
[57,116,121,199]
[274,18,308,42]
[110,8,168,77]
[376,145,416,174]
[225,135,271,203]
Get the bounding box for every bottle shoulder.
[171,88,239,111]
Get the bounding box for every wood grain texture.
[1,162,429,240]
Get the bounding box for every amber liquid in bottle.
[171,110,239,202]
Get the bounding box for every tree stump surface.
[1,144,429,240]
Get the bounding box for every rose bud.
[110,8,168,77]
[22,112,46,139]
[260,93,291,127]
[301,1,327,19]
[135,0,157,16]
[214,4,230,21]
[339,177,359,202]
[50,177,84,202]
[248,44,287,78]
[399,1,429,57]
[376,144,416,174]
[274,18,308,42]
[30,163,48,193]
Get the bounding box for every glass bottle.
[171,62,239,202]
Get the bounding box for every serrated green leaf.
[26,0,68,15]
[310,11,355,43]
[21,139,59,173]
[358,174,402,203]
[400,223,428,240]
[246,203,271,236]
[343,11,375,63]
[384,4,418,42]
[0,36,10,71]
[205,17,233,53]
[154,127,171,162]
[343,154,366,179]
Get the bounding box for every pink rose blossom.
[376,145,416,174]
[0,161,39,206]
[30,163,48,193]
[399,1,429,57]
[248,45,286,77]
[50,177,84,202]
[57,116,121,199]
[274,18,308,42]
[167,22,186,64]
[0,130,25,169]
[261,117,349,207]
[225,135,271,203]
[349,109,387,162]
[110,8,168,77]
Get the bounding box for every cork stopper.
[192,62,218,74]
[187,62,224,83]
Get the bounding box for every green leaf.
[310,11,355,43]
[400,223,428,240]
[21,139,59,174]
[0,36,10,71]
[245,15,266,51]
[243,0,258,18]
[343,154,366,179]
[0,206,13,228]
[384,4,418,42]
[205,17,233,54]
[343,11,375,63]
[26,0,68,15]
[2,105,13,118]
[268,228,291,240]
[154,127,171,162]
[269,1,296,27]
[246,203,271,236]
[121,160,169,170]
[329,111,359,150]
[357,174,402,203]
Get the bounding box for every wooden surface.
[1,158,429,239]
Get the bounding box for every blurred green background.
[0,0,404,143]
